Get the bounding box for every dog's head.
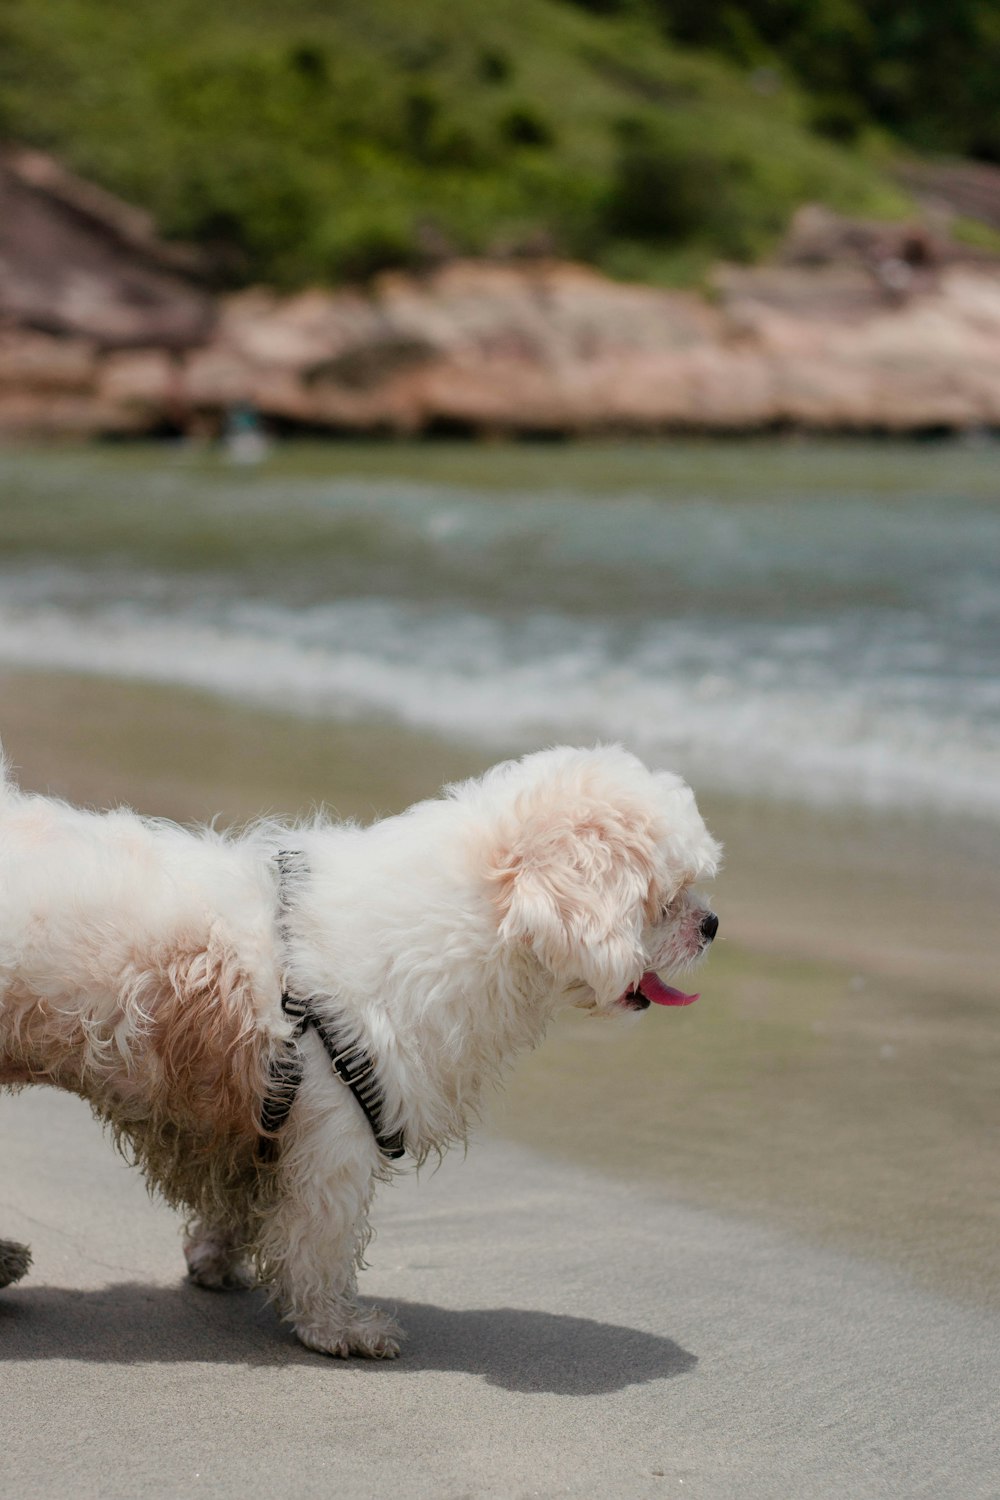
[480,746,720,1016]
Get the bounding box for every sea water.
[2,438,998,824]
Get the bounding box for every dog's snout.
[700,912,719,943]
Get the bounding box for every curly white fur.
[0,744,719,1357]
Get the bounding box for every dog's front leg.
[260,1093,401,1359]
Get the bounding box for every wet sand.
[2,667,997,1310]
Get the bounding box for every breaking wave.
[1,578,997,820]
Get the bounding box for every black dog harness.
[260,853,406,1161]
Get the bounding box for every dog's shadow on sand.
[0,1283,695,1394]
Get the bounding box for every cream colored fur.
[0,744,719,1357]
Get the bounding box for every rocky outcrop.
[0,147,214,350]
[131,255,1000,436]
[2,157,1000,436]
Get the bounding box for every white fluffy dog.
[0,744,719,1357]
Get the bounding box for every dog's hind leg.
[184,1221,255,1292]
[0,1238,31,1288]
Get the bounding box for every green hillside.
[0,0,911,287]
[636,0,1000,161]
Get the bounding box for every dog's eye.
[646,892,682,926]
[659,889,690,920]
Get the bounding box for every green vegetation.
[636,1,1000,160]
[0,0,913,288]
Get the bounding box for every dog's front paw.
[295,1306,403,1360]
[0,1239,31,1288]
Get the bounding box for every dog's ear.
[489,787,658,1001]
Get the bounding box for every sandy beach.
[3,677,999,1500]
[4,1087,999,1500]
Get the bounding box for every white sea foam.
[1,587,997,822]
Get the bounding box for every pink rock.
[0,329,97,394]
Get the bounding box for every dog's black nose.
[700,912,719,943]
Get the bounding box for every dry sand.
[3,1089,999,1500]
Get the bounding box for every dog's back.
[0,769,283,1127]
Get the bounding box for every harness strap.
[261,995,406,1160]
[259,856,406,1161]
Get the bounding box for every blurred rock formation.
[3,153,1000,437]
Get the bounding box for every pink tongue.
[640,971,700,1007]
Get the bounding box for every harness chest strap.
[261,994,406,1161]
[260,857,406,1161]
